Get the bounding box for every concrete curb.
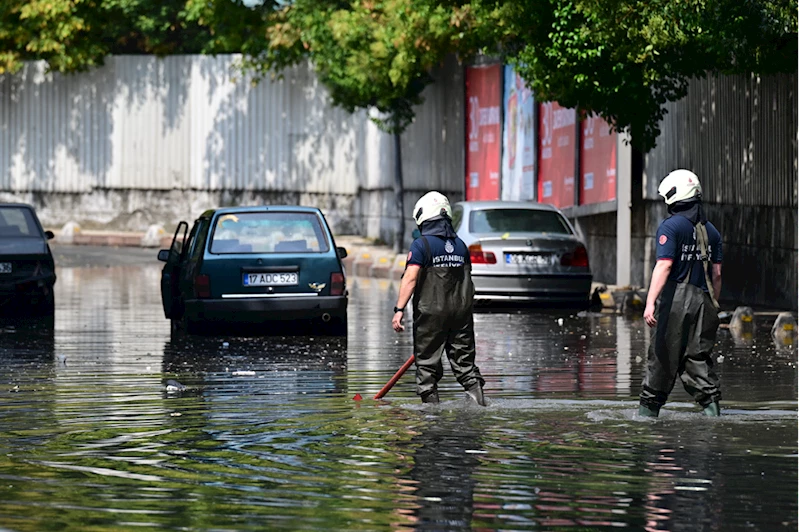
[50,226,172,249]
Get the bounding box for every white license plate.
[243,272,298,286]
[0,262,10,274]
[505,253,551,266]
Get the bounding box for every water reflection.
[0,257,794,531]
[404,413,485,529]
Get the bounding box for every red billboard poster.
[465,64,501,200]
[580,113,617,205]
[538,101,575,209]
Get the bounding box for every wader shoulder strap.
[695,222,720,309]
[420,236,432,267]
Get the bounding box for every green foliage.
[492,0,798,150]
[0,0,260,74]
[246,0,496,133]
[244,0,795,145]
[0,0,794,148]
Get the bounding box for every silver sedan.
[452,201,593,306]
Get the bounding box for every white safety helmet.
[658,169,703,205]
[412,191,452,226]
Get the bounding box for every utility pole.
[393,119,405,253]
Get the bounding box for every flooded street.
[0,246,796,531]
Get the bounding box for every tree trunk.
[393,129,404,253]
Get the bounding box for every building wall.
[573,212,617,284]
[0,55,464,245]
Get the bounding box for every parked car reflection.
[0,315,55,381]
[161,335,348,400]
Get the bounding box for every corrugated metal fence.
[0,54,465,245]
[0,56,368,194]
[0,55,464,199]
[643,73,797,207]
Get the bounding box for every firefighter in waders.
[392,191,486,405]
[639,170,723,417]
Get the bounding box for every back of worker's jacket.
[406,220,474,324]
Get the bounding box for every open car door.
[159,221,188,319]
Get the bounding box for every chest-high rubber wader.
[413,237,484,402]
[640,223,721,416]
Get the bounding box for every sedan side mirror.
[336,247,348,259]
[44,230,55,240]
[157,249,170,262]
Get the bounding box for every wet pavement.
[0,245,796,530]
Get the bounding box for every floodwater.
[0,247,796,531]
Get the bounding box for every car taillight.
[330,272,345,296]
[561,245,589,268]
[468,244,497,264]
[194,274,211,298]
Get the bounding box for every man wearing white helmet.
[639,169,723,417]
[391,191,486,405]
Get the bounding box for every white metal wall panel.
[401,55,465,196]
[0,62,110,193]
[187,56,361,195]
[109,56,192,190]
[0,54,465,200]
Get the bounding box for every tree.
[248,0,795,155]
[248,0,490,250]
[489,0,798,151]
[0,0,261,75]
[1,0,793,156]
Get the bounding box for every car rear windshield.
[469,208,573,235]
[0,207,40,237]
[209,212,330,254]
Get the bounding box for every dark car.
[452,201,593,307]
[0,204,56,316]
[158,206,348,336]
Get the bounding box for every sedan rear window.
[469,209,573,235]
[210,212,330,254]
[0,207,40,237]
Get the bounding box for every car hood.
[0,237,48,256]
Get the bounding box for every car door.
[160,221,189,319]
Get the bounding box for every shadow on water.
[161,333,349,398]
[171,319,348,340]
[0,315,55,364]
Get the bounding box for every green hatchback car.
[158,206,348,336]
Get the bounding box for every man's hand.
[644,302,657,327]
[392,311,405,332]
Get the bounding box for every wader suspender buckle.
[695,222,720,309]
